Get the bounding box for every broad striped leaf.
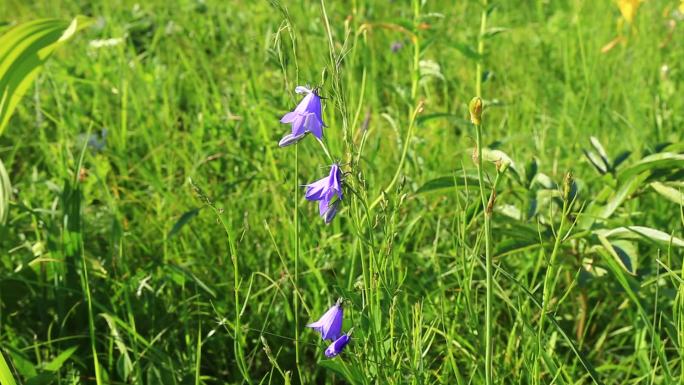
[0,351,17,385]
[0,158,10,224]
[0,17,89,224]
[0,17,90,136]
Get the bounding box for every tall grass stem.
[474,1,492,383]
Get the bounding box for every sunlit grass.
[1,1,683,384]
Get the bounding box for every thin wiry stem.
[194,184,252,384]
[474,1,492,383]
[475,122,493,385]
[294,143,303,383]
[536,184,570,381]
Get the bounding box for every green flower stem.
[536,183,570,380]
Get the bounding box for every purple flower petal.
[305,178,330,201]
[324,333,351,358]
[295,86,311,94]
[306,299,343,341]
[318,197,330,216]
[280,111,298,124]
[306,114,324,139]
[280,85,326,140]
[278,132,307,147]
[324,200,340,224]
[303,163,344,223]
[290,114,307,137]
[328,164,342,199]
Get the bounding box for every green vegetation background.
[1,0,683,384]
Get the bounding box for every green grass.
[1,0,683,384]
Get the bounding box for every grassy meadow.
[1,0,684,384]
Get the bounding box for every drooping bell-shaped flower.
[279,86,325,146]
[278,132,307,147]
[306,298,343,341]
[304,163,343,223]
[325,332,351,358]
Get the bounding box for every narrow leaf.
[650,182,684,205]
[583,150,607,174]
[598,226,684,248]
[589,136,609,167]
[416,174,487,194]
[451,42,483,61]
[168,208,201,237]
[597,235,636,274]
[618,152,684,184]
[43,347,78,372]
[0,157,9,224]
[483,27,508,38]
[0,351,17,385]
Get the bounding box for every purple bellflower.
[305,163,343,223]
[278,132,307,147]
[325,331,352,358]
[279,86,325,146]
[306,298,343,341]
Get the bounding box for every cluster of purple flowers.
[279,85,343,224]
[279,86,351,357]
[306,298,351,357]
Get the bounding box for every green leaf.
[589,136,609,168]
[166,265,217,298]
[618,152,684,184]
[650,182,684,205]
[525,157,538,187]
[583,150,607,174]
[598,249,673,381]
[483,27,508,38]
[168,208,201,237]
[494,266,605,385]
[0,157,9,224]
[597,226,684,248]
[534,173,556,189]
[0,17,91,136]
[318,359,364,384]
[43,346,77,372]
[451,42,483,61]
[612,150,631,169]
[416,174,486,194]
[0,351,17,385]
[7,349,35,379]
[25,373,56,385]
[597,235,637,274]
[589,171,649,224]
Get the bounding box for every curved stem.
[294,143,302,382]
[316,137,335,164]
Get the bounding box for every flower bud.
[486,191,496,216]
[324,200,340,224]
[469,96,483,125]
[563,172,573,200]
